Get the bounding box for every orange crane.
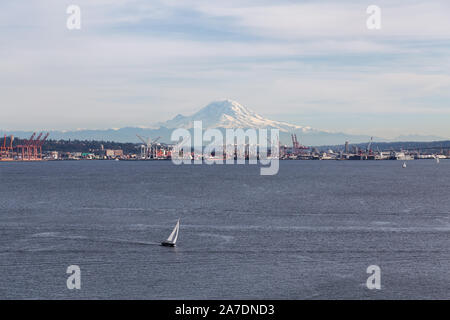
[35,132,49,159]
[32,132,43,159]
[1,135,6,157]
[0,135,16,160]
[1,133,48,161]
[291,133,309,154]
[20,132,36,160]
[18,132,50,160]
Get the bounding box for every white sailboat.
[402,161,407,168]
[161,219,180,247]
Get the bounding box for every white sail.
[166,219,180,244]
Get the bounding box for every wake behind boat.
[161,219,180,247]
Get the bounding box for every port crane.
[291,133,308,155]
[14,132,50,160]
[366,137,374,155]
[1,135,14,158]
[18,132,36,160]
[1,135,6,156]
[1,132,49,161]
[32,132,43,159]
[136,134,161,159]
[35,132,49,159]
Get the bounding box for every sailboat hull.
[161,241,176,247]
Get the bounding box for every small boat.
[402,162,407,168]
[161,219,180,247]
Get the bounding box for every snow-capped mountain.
[160,99,313,133]
[6,99,420,145]
[153,99,381,145]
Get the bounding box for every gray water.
[0,160,449,299]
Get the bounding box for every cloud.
[160,0,450,39]
[0,0,449,138]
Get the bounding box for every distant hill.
[392,134,446,142]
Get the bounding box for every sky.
[1,0,450,139]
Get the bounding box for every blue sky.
[1,0,450,139]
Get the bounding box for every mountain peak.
[194,99,257,119]
[203,99,248,112]
[160,99,305,132]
